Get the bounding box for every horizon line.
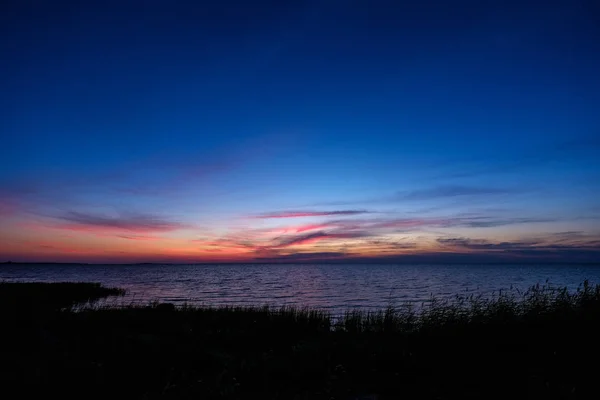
[3,261,600,266]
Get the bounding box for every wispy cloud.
[217,213,561,252]
[437,237,536,250]
[307,185,517,207]
[116,235,162,241]
[271,231,369,248]
[400,185,512,201]
[437,235,600,253]
[254,252,349,262]
[191,237,257,252]
[55,211,189,233]
[324,215,553,232]
[293,223,332,233]
[186,210,567,261]
[251,210,370,219]
[459,217,555,228]
[0,150,244,219]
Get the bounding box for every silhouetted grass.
[335,280,600,333]
[1,280,600,399]
[0,281,125,313]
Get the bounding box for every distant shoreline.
[3,261,600,266]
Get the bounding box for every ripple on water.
[2,263,600,313]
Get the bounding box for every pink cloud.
[294,223,332,233]
[271,231,368,248]
[255,223,333,235]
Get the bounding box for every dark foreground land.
[2,281,600,399]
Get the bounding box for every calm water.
[2,263,600,312]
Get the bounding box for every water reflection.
[2,263,599,313]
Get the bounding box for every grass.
[1,280,600,399]
[0,281,125,313]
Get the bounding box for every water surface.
[2,263,599,312]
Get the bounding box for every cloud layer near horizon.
[1,175,598,263]
[56,211,189,233]
[2,0,600,264]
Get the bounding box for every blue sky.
[1,0,599,263]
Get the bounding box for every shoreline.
[2,281,600,399]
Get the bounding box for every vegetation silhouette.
[1,280,600,399]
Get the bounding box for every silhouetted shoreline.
[2,281,599,399]
[3,261,600,266]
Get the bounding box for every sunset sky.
[2,0,599,263]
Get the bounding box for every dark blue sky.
[2,0,599,263]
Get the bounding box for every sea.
[2,263,600,312]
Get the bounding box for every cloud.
[366,240,418,249]
[271,231,369,248]
[325,215,553,232]
[306,185,518,208]
[252,210,370,219]
[187,212,567,262]
[550,231,585,237]
[365,218,448,230]
[294,223,332,233]
[459,217,556,228]
[437,236,600,254]
[55,211,188,233]
[426,235,600,262]
[253,252,349,263]
[116,235,162,241]
[401,185,512,201]
[437,237,537,250]
[0,149,244,221]
[251,223,334,235]
[192,237,257,252]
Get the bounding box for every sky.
[1,0,599,263]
